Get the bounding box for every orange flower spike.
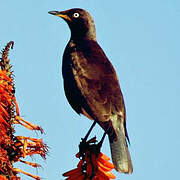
[66,172,84,180]
[0,104,10,118]
[77,159,83,168]
[86,160,93,177]
[95,170,111,180]
[26,149,47,158]
[19,160,41,168]
[1,81,8,88]
[97,153,114,173]
[16,139,36,148]
[76,152,80,158]
[7,84,13,92]
[93,176,106,180]
[0,71,12,82]
[0,175,8,180]
[13,99,20,116]
[97,161,113,172]
[63,156,85,179]
[97,156,114,169]
[98,167,116,179]
[63,136,115,180]
[26,137,44,144]
[15,116,44,133]
[13,119,34,130]
[63,165,86,180]
[63,168,82,177]
[0,84,6,92]
[23,138,28,158]
[99,152,110,161]
[104,172,116,179]
[0,42,47,179]
[1,97,12,107]
[85,152,97,178]
[0,114,9,126]
[85,149,90,163]
[13,168,41,180]
[9,177,21,180]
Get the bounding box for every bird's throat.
[70,23,97,41]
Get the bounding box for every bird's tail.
[108,115,133,174]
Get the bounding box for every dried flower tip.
[1,41,14,62]
[14,116,44,133]
[13,168,41,180]
[19,160,41,168]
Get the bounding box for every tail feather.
[109,115,133,173]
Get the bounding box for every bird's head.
[48,8,97,41]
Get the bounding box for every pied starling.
[48,8,133,173]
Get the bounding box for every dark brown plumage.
[49,8,133,173]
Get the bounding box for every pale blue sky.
[0,0,180,180]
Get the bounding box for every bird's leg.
[97,132,106,148]
[82,121,96,142]
[79,121,96,160]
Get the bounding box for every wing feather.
[70,40,125,122]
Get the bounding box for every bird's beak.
[48,11,72,21]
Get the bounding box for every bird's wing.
[71,40,125,123]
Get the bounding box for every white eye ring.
[73,12,80,18]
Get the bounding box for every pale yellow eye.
[73,12,80,18]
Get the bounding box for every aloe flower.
[63,137,116,180]
[0,41,48,180]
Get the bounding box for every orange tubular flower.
[0,41,48,179]
[0,175,8,180]
[63,137,116,180]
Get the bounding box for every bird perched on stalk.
[48,8,133,174]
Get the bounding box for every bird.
[48,8,133,174]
